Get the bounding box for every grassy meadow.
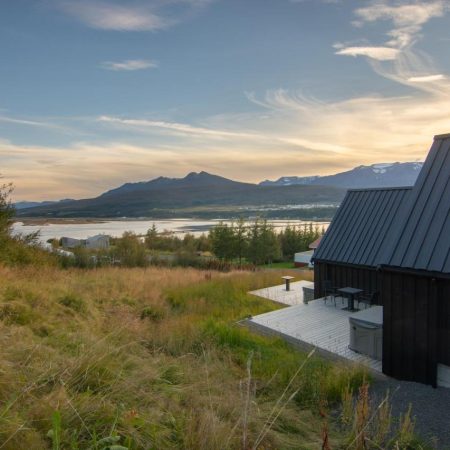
[0,265,422,449]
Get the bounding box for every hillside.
[17,171,346,218]
[0,265,366,449]
[260,162,423,188]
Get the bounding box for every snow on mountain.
[260,162,424,189]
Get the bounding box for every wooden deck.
[249,280,314,306]
[246,293,382,372]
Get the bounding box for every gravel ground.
[370,377,450,449]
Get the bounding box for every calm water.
[13,219,329,243]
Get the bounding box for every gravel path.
[370,378,450,449]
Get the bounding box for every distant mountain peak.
[184,171,211,179]
[260,161,424,189]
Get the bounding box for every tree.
[209,222,236,261]
[246,219,280,265]
[279,225,301,260]
[279,223,323,260]
[0,182,14,239]
[115,231,147,267]
[234,218,248,265]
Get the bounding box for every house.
[294,250,314,267]
[60,237,83,248]
[308,236,322,250]
[61,235,110,250]
[313,134,450,387]
[294,237,324,267]
[85,234,110,249]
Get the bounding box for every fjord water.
[13,219,329,243]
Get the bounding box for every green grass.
[0,265,423,449]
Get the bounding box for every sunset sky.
[1,0,450,200]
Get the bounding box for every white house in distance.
[294,236,322,268]
[85,235,110,249]
[61,234,110,250]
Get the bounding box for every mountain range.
[260,162,423,188]
[16,161,423,219]
[14,199,75,210]
[16,171,344,218]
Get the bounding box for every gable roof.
[313,186,412,267]
[380,134,450,274]
[309,237,322,249]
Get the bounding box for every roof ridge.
[434,133,450,140]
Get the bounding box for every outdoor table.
[338,287,363,311]
[281,276,295,291]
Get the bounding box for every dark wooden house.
[314,134,450,387]
[314,186,412,299]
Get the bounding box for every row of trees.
[69,219,322,268]
[145,224,211,253]
[209,219,323,265]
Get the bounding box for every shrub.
[140,305,165,321]
[58,294,86,313]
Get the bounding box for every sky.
[1,0,450,201]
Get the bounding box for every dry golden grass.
[0,266,383,449]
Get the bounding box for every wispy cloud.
[354,1,447,48]
[335,46,399,61]
[59,1,169,31]
[336,0,449,61]
[57,0,214,32]
[100,59,159,71]
[408,74,445,83]
[0,115,62,130]
[97,116,258,139]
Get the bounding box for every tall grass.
[0,265,422,449]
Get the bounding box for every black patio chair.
[322,280,338,305]
[356,290,379,309]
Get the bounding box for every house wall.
[381,270,450,386]
[314,261,380,300]
[315,261,450,386]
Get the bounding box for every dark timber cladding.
[313,134,450,386]
[313,187,411,298]
[380,134,450,386]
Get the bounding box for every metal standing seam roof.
[380,134,450,274]
[313,186,412,267]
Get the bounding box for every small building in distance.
[86,235,110,249]
[294,237,324,267]
[60,234,110,250]
[294,250,314,267]
[60,237,82,248]
[313,134,450,387]
[308,236,322,250]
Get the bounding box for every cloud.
[0,115,69,132]
[57,0,214,32]
[100,59,159,71]
[407,74,445,83]
[355,2,446,27]
[97,115,258,139]
[246,85,450,162]
[0,116,56,128]
[355,1,447,48]
[337,0,449,66]
[59,1,169,31]
[335,46,399,61]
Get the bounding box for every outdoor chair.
[322,280,338,306]
[356,291,379,309]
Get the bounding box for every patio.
[249,280,314,306]
[246,288,382,372]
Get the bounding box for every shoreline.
[15,218,109,226]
